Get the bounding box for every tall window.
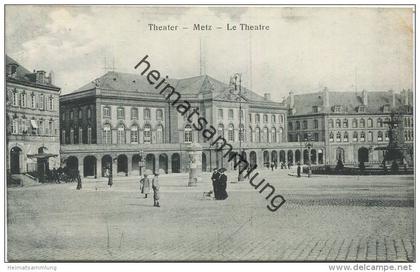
[103,106,111,118]
[144,124,151,143]
[117,107,125,119]
[328,119,333,128]
[368,131,373,142]
[280,115,284,123]
[79,127,83,144]
[228,124,235,141]
[184,124,192,143]
[279,127,283,142]
[49,96,53,111]
[352,119,358,128]
[239,124,244,142]
[263,127,269,142]
[377,118,383,128]
[48,121,53,136]
[39,120,44,135]
[336,132,341,142]
[385,131,389,141]
[343,119,348,128]
[156,125,164,143]
[377,131,383,142]
[343,132,349,142]
[87,126,92,144]
[144,108,151,120]
[228,109,234,120]
[329,132,334,142]
[130,126,139,143]
[12,119,18,134]
[61,130,66,144]
[288,122,293,130]
[218,124,224,137]
[87,108,92,119]
[255,127,261,142]
[31,93,35,108]
[240,110,244,120]
[78,109,82,119]
[70,128,74,144]
[353,131,358,142]
[271,127,277,142]
[103,124,111,144]
[303,120,308,129]
[218,109,224,119]
[263,114,268,123]
[248,114,252,123]
[12,91,18,106]
[156,109,163,120]
[271,115,276,123]
[314,119,319,129]
[249,126,253,142]
[39,94,44,110]
[21,92,26,108]
[295,121,300,130]
[314,132,319,141]
[360,131,366,142]
[367,118,373,128]
[360,119,365,128]
[256,114,260,123]
[131,108,138,120]
[336,119,341,128]
[117,125,125,144]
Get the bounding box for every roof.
[6,55,60,90]
[290,89,413,115]
[71,71,273,103]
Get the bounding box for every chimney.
[48,71,54,85]
[264,93,271,101]
[362,89,368,106]
[289,90,294,108]
[36,70,46,84]
[323,87,329,108]
[390,89,396,107]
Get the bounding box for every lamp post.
[138,149,144,176]
[305,133,313,178]
[230,73,244,182]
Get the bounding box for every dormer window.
[332,105,342,113]
[7,63,18,77]
[382,104,390,113]
[357,106,365,113]
[312,106,319,113]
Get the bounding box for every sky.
[5,6,414,101]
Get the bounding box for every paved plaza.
[7,169,414,262]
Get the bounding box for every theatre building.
[59,71,294,178]
[6,55,61,179]
[287,88,414,166]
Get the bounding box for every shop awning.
[30,119,38,128]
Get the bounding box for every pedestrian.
[107,164,113,188]
[211,168,220,198]
[271,162,274,171]
[297,162,301,177]
[288,161,291,169]
[141,172,151,198]
[215,168,228,200]
[76,170,82,190]
[152,172,160,207]
[275,162,278,169]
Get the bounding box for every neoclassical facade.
[6,55,61,175]
[60,72,300,177]
[287,88,414,166]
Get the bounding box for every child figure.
[152,172,160,207]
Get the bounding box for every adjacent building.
[60,71,292,177]
[6,55,61,177]
[286,88,414,166]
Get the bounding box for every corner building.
[60,72,291,177]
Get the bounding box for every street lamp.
[305,133,313,178]
[138,149,144,176]
[230,73,244,182]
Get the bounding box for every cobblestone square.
[7,170,414,261]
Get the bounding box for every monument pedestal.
[187,142,202,187]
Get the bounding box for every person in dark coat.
[211,168,220,198]
[297,162,301,177]
[76,170,82,190]
[107,164,113,187]
[215,168,228,200]
[152,173,160,207]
